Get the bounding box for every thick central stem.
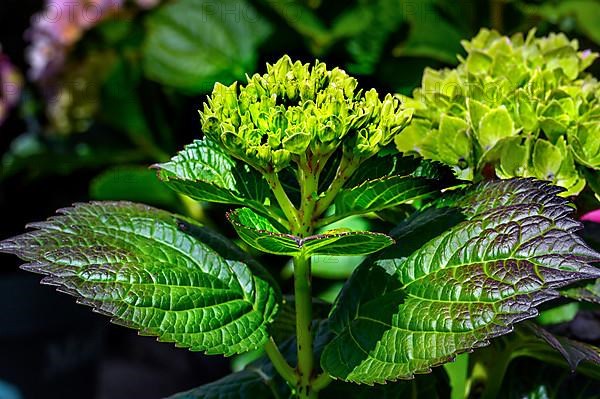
[294,254,316,399]
[267,153,336,398]
[293,157,319,398]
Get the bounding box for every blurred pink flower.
[582,209,600,224]
[26,0,158,82]
[0,50,23,125]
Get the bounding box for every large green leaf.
[154,139,280,218]
[228,208,394,256]
[0,202,280,356]
[345,153,457,189]
[143,0,271,93]
[344,153,421,186]
[321,179,600,384]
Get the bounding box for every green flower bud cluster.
[201,55,412,172]
[395,28,600,196]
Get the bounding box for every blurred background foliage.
[1,0,600,398]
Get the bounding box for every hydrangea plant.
[395,29,600,196]
[2,55,600,398]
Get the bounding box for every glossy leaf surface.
[0,202,280,356]
[322,179,600,384]
[328,156,455,223]
[154,139,277,217]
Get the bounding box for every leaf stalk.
[264,337,298,386]
[314,153,361,219]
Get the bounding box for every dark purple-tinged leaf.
[561,279,600,304]
[516,322,600,375]
[0,202,280,356]
[321,179,600,384]
[495,323,600,398]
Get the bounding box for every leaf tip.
[0,237,17,254]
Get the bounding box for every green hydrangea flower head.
[395,28,600,196]
[201,55,412,172]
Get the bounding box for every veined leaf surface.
[327,157,456,224]
[322,179,600,384]
[0,202,280,356]
[333,175,440,220]
[154,139,279,218]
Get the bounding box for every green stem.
[266,155,332,398]
[293,155,321,398]
[294,253,316,399]
[265,172,300,230]
[490,0,504,32]
[265,337,298,386]
[298,156,319,235]
[466,344,512,399]
[314,153,360,219]
[312,372,332,392]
